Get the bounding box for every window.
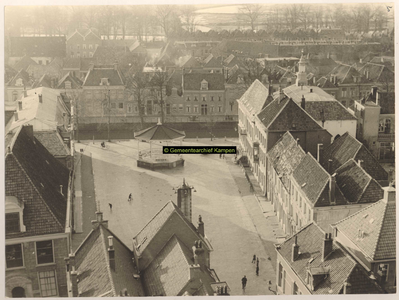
[210,106,214,113]
[166,104,171,114]
[89,52,93,58]
[179,104,183,111]
[194,96,198,101]
[187,96,190,101]
[134,105,138,112]
[127,103,132,113]
[38,270,57,297]
[194,105,198,113]
[36,240,54,264]
[201,104,208,115]
[201,80,208,90]
[378,264,389,283]
[341,88,347,97]
[218,106,222,113]
[77,45,80,50]
[303,203,306,214]
[119,103,124,109]
[278,263,283,286]
[12,91,18,101]
[6,213,20,234]
[202,96,206,101]
[172,104,177,111]
[283,270,286,294]
[6,244,23,268]
[111,103,116,109]
[218,96,222,101]
[83,52,86,58]
[89,44,93,50]
[293,282,298,295]
[65,81,71,89]
[186,106,191,113]
[299,197,302,208]
[211,96,214,101]
[83,44,86,49]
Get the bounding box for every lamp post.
[105,89,111,142]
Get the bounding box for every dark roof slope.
[9,36,66,57]
[304,101,357,121]
[183,73,224,91]
[277,223,384,294]
[83,66,125,86]
[34,131,70,157]
[6,126,69,236]
[13,55,37,71]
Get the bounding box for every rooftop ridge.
[99,226,116,297]
[371,201,389,259]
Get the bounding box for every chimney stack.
[197,215,204,237]
[372,86,378,98]
[177,178,192,222]
[70,270,79,297]
[292,235,299,262]
[321,233,333,261]
[382,185,395,203]
[18,101,23,111]
[359,58,363,64]
[357,159,364,168]
[113,62,118,70]
[296,138,300,146]
[192,240,207,267]
[108,236,115,271]
[301,95,306,109]
[39,94,43,103]
[91,211,108,229]
[317,144,324,162]
[14,111,19,121]
[329,173,336,205]
[343,281,352,294]
[328,159,333,174]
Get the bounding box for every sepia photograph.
[2,1,396,298]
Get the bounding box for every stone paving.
[73,138,284,295]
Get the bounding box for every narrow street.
[73,138,283,295]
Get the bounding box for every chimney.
[357,159,364,168]
[313,76,316,85]
[328,159,333,174]
[108,236,115,271]
[301,95,306,109]
[382,185,395,203]
[197,215,204,237]
[14,111,19,121]
[310,88,313,93]
[70,270,79,297]
[366,70,369,79]
[113,62,118,70]
[60,185,64,196]
[359,58,363,64]
[329,173,336,205]
[91,211,108,229]
[89,62,94,71]
[292,235,299,262]
[177,178,192,222]
[376,92,379,106]
[317,144,324,162]
[296,138,300,146]
[192,240,206,267]
[321,233,333,261]
[268,83,273,95]
[39,94,43,103]
[327,52,330,59]
[18,101,23,111]
[343,281,352,294]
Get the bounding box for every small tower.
[177,178,192,222]
[296,49,308,86]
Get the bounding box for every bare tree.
[150,70,169,124]
[238,4,264,31]
[298,4,311,29]
[180,5,199,33]
[313,5,324,29]
[155,5,174,38]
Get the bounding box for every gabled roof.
[57,72,83,89]
[304,101,357,121]
[83,66,125,86]
[238,79,269,114]
[5,126,69,237]
[328,63,364,85]
[7,69,32,87]
[335,159,383,204]
[134,123,185,141]
[321,132,388,181]
[74,223,145,297]
[13,55,37,71]
[268,132,306,190]
[32,74,52,89]
[334,191,396,260]
[316,76,337,89]
[276,223,384,294]
[34,131,70,157]
[358,63,394,83]
[92,46,129,65]
[142,235,193,296]
[204,55,222,68]
[181,56,202,68]
[283,85,336,102]
[292,153,330,205]
[67,28,101,41]
[183,73,224,91]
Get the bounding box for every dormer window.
[65,81,71,89]
[15,78,23,87]
[100,78,109,86]
[5,196,26,234]
[201,80,209,90]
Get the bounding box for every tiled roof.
[5,110,15,126]
[321,132,388,181]
[142,236,192,296]
[258,97,326,132]
[134,124,185,141]
[283,85,336,102]
[6,126,69,237]
[183,73,224,91]
[182,56,201,68]
[316,77,337,89]
[92,46,129,65]
[57,72,83,89]
[358,63,394,83]
[7,69,32,87]
[9,36,66,57]
[32,74,52,89]
[334,194,396,260]
[204,56,222,68]
[63,58,82,69]
[364,91,395,115]
[83,66,125,86]
[335,159,383,204]
[34,131,70,157]
[268,132,306,190]
[277,223,384,294]
[66,28,101,41]
[239,79,269,114]
[328,63,364,85]
[292,153,330,205]
[75,224,145,297]
[13,55,37,71]
[304,101,357,121]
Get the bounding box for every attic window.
[201,80,209,90]
[100,78,109,86]
[5,196,26,233]
[65,81,71,89]
[15,78,23,87]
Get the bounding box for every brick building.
[5,125,73,297]
[66,29,101,59]
[332,186,396,293]
[275,223,384,295]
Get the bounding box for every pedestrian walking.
[128,193,132,201]
[252,255,256,264]
[256,266,259,276]
[241,275,247,289]
[222,154,225,159]
[109,203,112,210]
[219,153,222,159]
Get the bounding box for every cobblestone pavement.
[73,138,283,295]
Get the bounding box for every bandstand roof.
[134,123,185,141]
